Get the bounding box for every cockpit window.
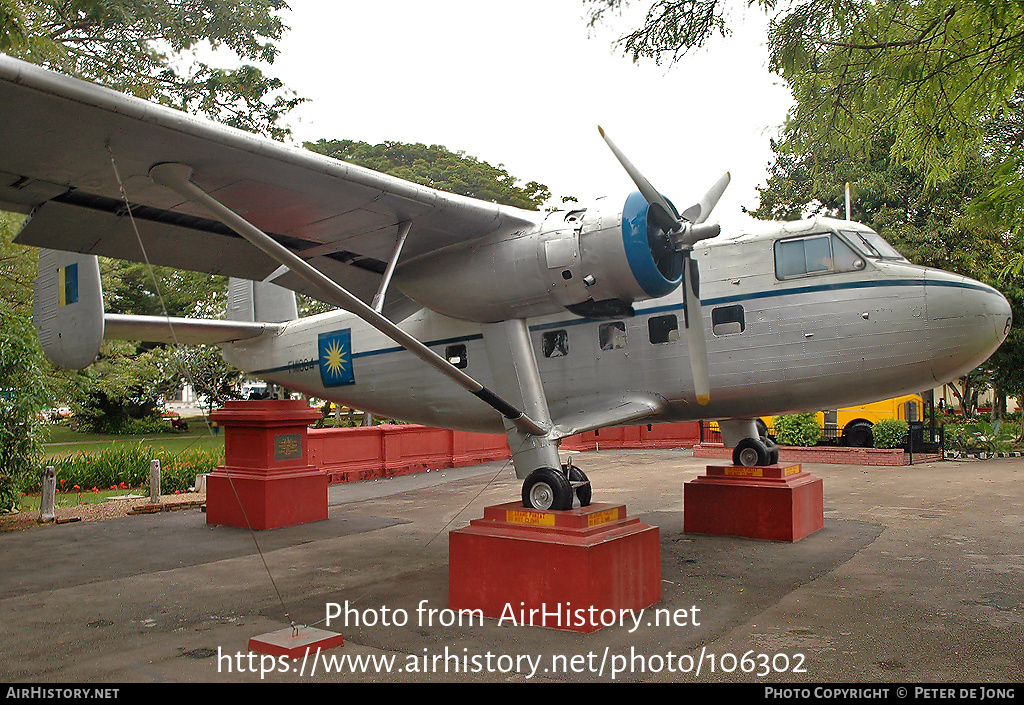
[774,233,866,280]
[840,229,906,261]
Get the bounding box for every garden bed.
[0,491,206,532]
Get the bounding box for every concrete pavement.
[1,449,1021,683]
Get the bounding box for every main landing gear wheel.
[522,467,573,511]
[733,437,771,467]
[764,436,780,465]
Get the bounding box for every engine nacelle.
[394,191,683,322]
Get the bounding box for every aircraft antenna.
[845,182,852,221]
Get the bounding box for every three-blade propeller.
[599,127,730,405]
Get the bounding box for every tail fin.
[227,277,298,323]
[33,250,105,369]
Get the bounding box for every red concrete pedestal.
[684,464,823,542]
[206,400,327,530]
[449,502,660,632]
[248,625,344,659]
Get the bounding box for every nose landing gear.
[731,436,779,466]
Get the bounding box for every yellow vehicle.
[814,394,923,447]
[713,394,924,447]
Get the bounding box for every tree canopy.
[0,0,299,437]
[585,1,1024,229]
[305,139,552,211]
[585,1,1024,412]
[0,0,302,139]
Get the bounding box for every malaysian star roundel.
[318,329,355,387]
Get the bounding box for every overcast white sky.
[268,2,793,227]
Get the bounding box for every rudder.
[33,250,104,369]
[227,277,298,323]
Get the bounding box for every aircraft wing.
[0,55,540,318]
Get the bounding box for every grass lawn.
[42,418,225,456]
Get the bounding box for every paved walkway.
[1,449,1021,683]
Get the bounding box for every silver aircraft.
[0,55,1011,510]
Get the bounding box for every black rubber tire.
[843,421,873,448]
[522,467,573,511]
[733,437,770,467]
[567,466,592,507]
[764,436,780,465]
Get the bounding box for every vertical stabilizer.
[227,277,298,323]
[33,249,104,369]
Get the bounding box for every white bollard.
[149,459,161,504]
[39,466,56,523]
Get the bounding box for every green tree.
[0,212,34,317]
[587,1,1024,418]
[101,261,226,319]
[0,0,303,436]
[65,340,169,433]
[305,139,552,211]
[156,343,242,414]
[585,1,1024,230]
[0,0,302,139]
[584,0,772,65]
[0,310,49,511]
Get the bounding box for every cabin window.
[774,233,866,280]
[648,315,679,344]
[840,229,907,261]
[445,344,468,369]
[542,330,569,357]
[599,322,627,350]
[712,305,745,336]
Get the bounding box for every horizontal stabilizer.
[103,314,278,346]
[33,250,104,369]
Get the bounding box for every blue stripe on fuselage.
[250,277,994,374]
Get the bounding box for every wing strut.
[371,220,411,313]
[148,162,548,437]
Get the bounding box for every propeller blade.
[682,254,710,405]
[681,172,732,224]
[596,126,718,404]
[598,126,681,232]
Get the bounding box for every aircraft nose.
[926,271,1011,383]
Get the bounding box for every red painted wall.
[307,422,702,484]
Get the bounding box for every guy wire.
[106,145,297,632]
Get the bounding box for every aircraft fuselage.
[223,216,1011,435]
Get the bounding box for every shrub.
[72,412,171,436]
[772,413,822,447]
[27,443,224,495]
[872,418,909,449]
